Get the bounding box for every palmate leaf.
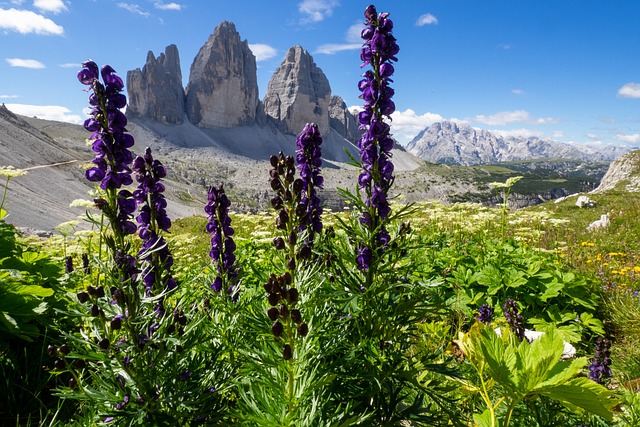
[537,378,617,421]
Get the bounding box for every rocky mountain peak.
[126,44,185,124]
[592,150,640,193]
[328,95,361,143]
[263,45,331,135]
[185,21,259,128]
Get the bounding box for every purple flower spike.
[503,298,525,341]
[477,304,493,324]
[205,184,239,300]
[589,337,612,384]
[357,5,398,223]
[295,123,324,238]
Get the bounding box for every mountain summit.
[406,121,631,165]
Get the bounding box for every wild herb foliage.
[1,4,639,427]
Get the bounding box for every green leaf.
[539,279,564,301]
[538,377,617,421]
[472,409,494,427]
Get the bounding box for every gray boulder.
[263,45,331,136]
[126,44,185,124]
[185,21,259,128]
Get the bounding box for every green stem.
[0,176,9,212]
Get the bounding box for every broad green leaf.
[579,312,605,335]
[504,268,528,289]
[472,409,494,427]
[538,377,617,421]
[539,279,564,301]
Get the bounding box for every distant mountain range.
[405,121,634,166]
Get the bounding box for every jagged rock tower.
[185,21,259,128]
[263,45,331,136]
[126,44,185,124]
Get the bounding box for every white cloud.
[616,133,640,144]
[6,58,45,68]
[33,0,68,14]
[315,43,361,55]
[0,8,64,35]
[316,22,363,55]
[490,128,544,139]
[586,133,599,140]
[416,13,437,26]
[474,110,558,126]
[511,89,525,95]
[154,2,181,11]
[390,109,465,144]
[5,103,83,124]
[498,43,512,50]
[248,43,277,62]
[117,3,150,17]
[0,94,20,99]
[618,82,640,99]
[298,0,338,23]
[58,62,79,68]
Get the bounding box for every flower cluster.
[264,272,308,360]
[205,184,239,300]
[477,303,494,324]
[502,298,525,341]
[79,61,134,192]
[78,61,136,237]
[295,123,324,238]
[588,337,612,384]
[133,147,175,296]
[269,152,314,265]
[357,4,398,223]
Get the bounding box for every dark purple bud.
[54,359,65,370]
[283,344,292,360]
[268,293,279,306]
[59,344,70,355]
[297,323,309,337]
[272,321,284,338]
[288,288,299,303]
[267,307,279,321]
[77,291,89,303]
[47,344,58,356]
[291,309,302,324]
[98,338,110,349]
[279,304,289,318]
[69,378,77,388]
[273,237,286,250]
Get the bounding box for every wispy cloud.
[474,110,558,126]
[58,62,79,68]
[6,58,46,69]
[117,3,150,17]
[154,2,182,11]
[315,22,362,55]
[248,43,277,62]
[511,89,525,96]
[5,103,83,124]
[0,8,64,35]
[416,13,437,27]
[0,94,20,99]
[491,128,544,139]
[618,82,640,99]
[33,0,68,14]
[497,43,512,50]
[616,133,640,144]
[298,0,338,23]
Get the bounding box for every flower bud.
[268,292,279,306]
[47,344,58,356]
[90,304,100,317]
[279,304,289,318]
[273,237,286,250]
[269,154,278,167]
[59,344,70,355]
[297,323,309,337]
[76,291,89,303]
[271,321,284,338]
[288,288,299,303]
[54,359,65,370]
[283,344,292,360]
[69,378,77,388]
[271,195,283,209]
[75,359,86,370]
[267,307,279,321]
[98,338,110,349]
[287,257,296,271]
[110,316,122,330]
[291,309,302,324]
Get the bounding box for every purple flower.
[133,147,175,295]
[205,184,239,299]
[356,6,398,223]
[295,123,324,238]
[65,256,74,273]
[589,337,612,384]
[477,304,493,324]
[503,298,525,341]
[356,245,372,271]
[78,61,136,238]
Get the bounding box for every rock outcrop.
[263,45,331,135]
[592,150,640,193]
[329,96,360,143]
[185,21,259,128]
[126,45,185,124]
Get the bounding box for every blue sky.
[1,0,639,147]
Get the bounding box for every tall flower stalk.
[355,5,398,280]
[205,184,239,301]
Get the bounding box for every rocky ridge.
[407,121,633,165]
[126,21,361,144]
[592,150,640,193]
